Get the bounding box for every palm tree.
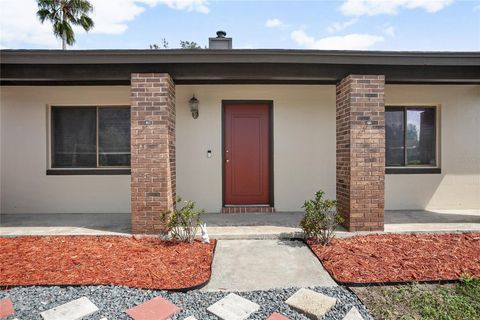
[37,0,94,50]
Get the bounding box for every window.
[51,106,130,169]
[385,106,437,167]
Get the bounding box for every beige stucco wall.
[1,84,478,214]
[176,85,336,212]
[0,86,131,214]
[385,85,480,210]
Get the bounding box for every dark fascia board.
[1,49,479,85]
[1,49,480,66]
[2,62,479,85]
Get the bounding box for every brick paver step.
[343,306,363,320]
[207,293,260,320]
[285,288,337,320]
[40,297,98,320]
[267,312,289,320]
[0,297,15,318]
[126,296,181,320]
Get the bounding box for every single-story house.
[1,32,479,233]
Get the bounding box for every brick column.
[130,73,176,234]
[336,75,385,231]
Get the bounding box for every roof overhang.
[1,49,479,85]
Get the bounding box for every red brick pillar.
[336,75,385,231]
[130,73,176,234]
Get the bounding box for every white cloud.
[265,18,287,29]
[151,0,210,14]
[340,0,453,16]
[384,25,395,36]
[291,30,384,50]
[0,0,210,48]
[0,0,59,48]
[89,0,145,35]
[327,19,358,33]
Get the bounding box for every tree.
[179,41,202,49]
[149,38,169,49]
[149,39,203,50]
[37,0,94,50]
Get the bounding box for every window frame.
[46,104,131,175]
[385,104,441,174]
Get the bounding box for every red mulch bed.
[308,233,480,284]
[0,236,216,290]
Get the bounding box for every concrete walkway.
[202,239,337,291]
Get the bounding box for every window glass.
[98,107,131,166]
[386,108,405,166]
[52,107,97,167]
[385,107,437,167]
[406,108,436,166]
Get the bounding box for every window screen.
[51,106,130,168]
[52,107,97,167]
[98,107,131,167]
[385,107,405,166]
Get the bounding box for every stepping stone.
[285,288,337,320]
[343,307,363,320]
[40,297,98,320]
[207,293,260,320]
[0,297,15,318]
[126,297,181,320]
[267,312,289,320]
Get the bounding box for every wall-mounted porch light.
[189,95,199,119]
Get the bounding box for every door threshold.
[221,206,275,214]
[224,204,271,207]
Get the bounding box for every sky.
[0,0,479,51]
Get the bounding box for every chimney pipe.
[209,30,232,49]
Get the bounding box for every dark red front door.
[224,102,270,205]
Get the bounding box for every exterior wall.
[385,85,480,210]
[1,84,478,215]
[176,85,336,212]
[0,86,131,214]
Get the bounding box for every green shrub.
[161,197,205,243]
[300,190,343,245]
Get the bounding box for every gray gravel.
[0,285,373,320]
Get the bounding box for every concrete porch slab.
[1,210,479,237]
[0,226,128,236]
[384,209,480,233]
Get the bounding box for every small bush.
[300,190,343,245]
[161,197,205,243]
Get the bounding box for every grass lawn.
[351,277,480,320]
